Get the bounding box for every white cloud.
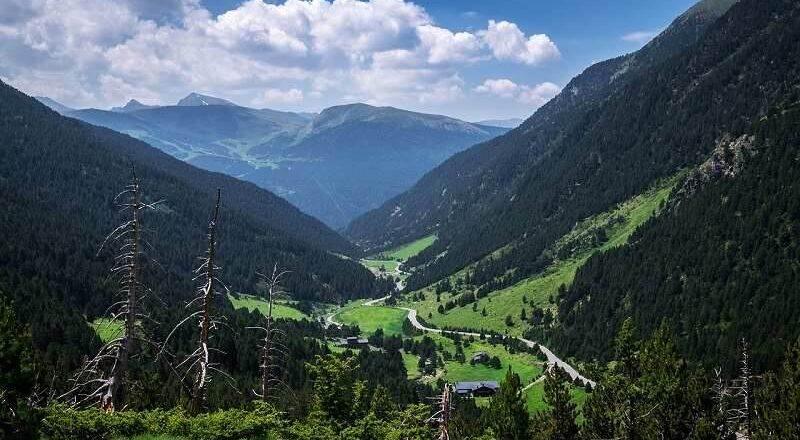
[416,25,481,64]
[621,30,659,44]
[474,78,519,98]
[475,78,560,107]
[0,0,560,114]
[479,20,560,65]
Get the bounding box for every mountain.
[34,96,73,114]
[551,0,800,371]
[351,0,800,370]
[111,99,159,112]
[61,100,507,228]
[346,0,741,266]
[176,92,237,107]
[0,80,393,369]
[474,118,523,128]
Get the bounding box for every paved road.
[401,307,596,387]
[325,299,596,387]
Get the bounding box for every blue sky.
[1,0,698,121]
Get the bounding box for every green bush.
[41,402,283,440]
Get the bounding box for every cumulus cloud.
[479,20,560,65]
[416,25,481,64]
[474,78,519,98]
[621,30,659,44]
[475,78,560,107]
[0,0,560,113]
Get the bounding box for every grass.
[401,173,684,335]
[122,436,182,440]
[90,318,124,343]
[335,303,408,335]
[402,352,421,379]
[436,336,543,385]
[227,293,310,321]
[361,234,437,278]
[361,258,401,273]
[370,234,437,261]
[327,301,586,417]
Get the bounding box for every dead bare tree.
[428,383,453,440]
[728,338,754,439]
[711,367,734,439]
[61,168,161,410]
[162,189,233,413]
[247,264,291,401]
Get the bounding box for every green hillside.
[401,174,682,335]
[227,294,311,321]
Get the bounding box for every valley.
[3,0,800,438]
[47,98,507,228]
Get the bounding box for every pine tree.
[753,339,800,439]
[486,367,529,439]
[532,367,579,440]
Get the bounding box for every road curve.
[401,307,596,387]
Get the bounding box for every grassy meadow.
[227,293,310,320]
[401,173,684,335]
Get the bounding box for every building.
[454,381,500,397]
[336,336,369,348]
[470,351,490,364]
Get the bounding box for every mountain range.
[347,0,800,369]
[3,80,394,370]
[39,95,508,228]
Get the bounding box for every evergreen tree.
[753,339,800,439]
[486,367,529,439]
[531,367,579,440]
[0,294,35,438]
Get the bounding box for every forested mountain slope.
[345,0,739,251]
[351,0,797,302]
[0,81,390,370]
[554,103,800,371]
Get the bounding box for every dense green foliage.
[0,293,36,438]
[394,0,796,295]
[346,0,737,266]
[556,104,800,370]
[0,80,393,383]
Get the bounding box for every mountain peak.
[176,92,237,107]
[111,99,158,112]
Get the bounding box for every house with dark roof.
[470,351,490,364]
[454,381,500,397]
[336,336,369,348]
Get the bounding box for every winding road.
[326,295,595,387]
[401,307,596,387]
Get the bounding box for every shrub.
[41,402,282,440]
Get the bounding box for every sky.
[0,0,697,121]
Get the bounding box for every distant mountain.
[474,118,523,128]
[62,99,507,227]
[111,99,159,112]
[1,80,394,373]
[176,92,237,107]
[35,96,73,114]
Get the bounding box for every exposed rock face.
[674,133,756,201]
